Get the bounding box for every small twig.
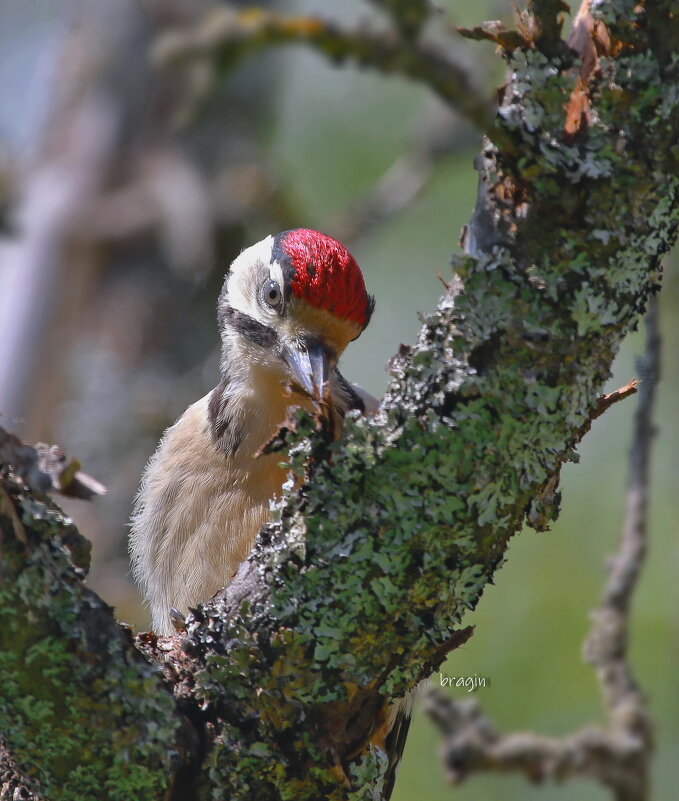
[583,294,659,793]
[424,691,650,791]
[591,379,640,422]
[456,21,530,51]
[426,296,660,801]
[0,425,105,500]
[154,6,493,130]
[436,272,451,291]
[35,443,107,500]
[528,378,638,530]
[575,375,640,447]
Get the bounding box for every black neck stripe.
[208,371,244,454]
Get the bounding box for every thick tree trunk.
[1,2,678,799]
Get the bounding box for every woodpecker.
[129,228,377,635]
[129,227,412,797]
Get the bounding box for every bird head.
[218,228,374,401]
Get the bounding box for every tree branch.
[582,294,659,794]
[425,692,649,792]
[425,295,660,800]
[1,1,678,799]
[154,5,493,129]
[0,438,198,800]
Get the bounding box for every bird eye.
[262,279,283,310]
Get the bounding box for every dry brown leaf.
[564,79,592,137]
[563,0,613,137]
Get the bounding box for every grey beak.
[282,340,331,400]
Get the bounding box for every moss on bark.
[1,1,678,798]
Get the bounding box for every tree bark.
[1,1,678,799]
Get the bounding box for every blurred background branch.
[0,0,215,423]
[154,4,493,127]
[367,0,435,39]
[425,295,660,800]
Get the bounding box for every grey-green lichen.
[0,470,195,801]
[3,2,679,799]
[184,2,679,798]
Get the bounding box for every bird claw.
[169,607,187,633]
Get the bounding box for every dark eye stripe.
[220,305,278,348]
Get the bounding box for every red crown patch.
[275,229,373,329]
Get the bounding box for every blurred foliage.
[0,0,676,799]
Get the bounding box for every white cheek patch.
[225,235,275,316]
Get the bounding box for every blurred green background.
[0,1,676,799]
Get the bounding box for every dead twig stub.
[0,425,105,500]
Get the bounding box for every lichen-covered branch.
[1,1,678,799]
[154,4,492,128]
[0,438,197,801]
[425,295,660,800]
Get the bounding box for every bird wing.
[383,698,413,800]
[333,369,381,416]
